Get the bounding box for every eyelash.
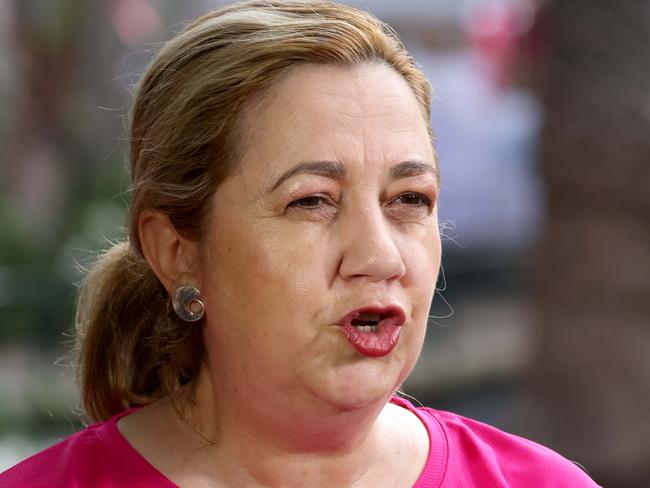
[288,195,333,209]
[287,192,433,212]
[394,193,433,208]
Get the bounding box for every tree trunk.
[515,1,650,487]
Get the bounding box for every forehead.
[237,62,434,179]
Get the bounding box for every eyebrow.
[389,160,439,181]
[268,159,438,192]
[269,161,345,192]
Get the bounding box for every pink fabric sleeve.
[391,396,602,487]
[0,408,176,488]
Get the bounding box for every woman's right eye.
[287,195,329,210]
[285,195,338,220]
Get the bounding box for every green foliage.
[0,159,128,345]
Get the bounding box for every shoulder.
[421,407,601,487]
[391,396,601,488]
[0,408,171,488]
[0,422,109,487]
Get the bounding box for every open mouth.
[350,312,382,332]
[337,305,407,357]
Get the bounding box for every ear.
[138,209,200,294]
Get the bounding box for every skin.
[128,62,441,487]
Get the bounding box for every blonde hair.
[74,0,434,422]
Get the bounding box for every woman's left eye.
[386,192,435,222]
[394,192,432,207]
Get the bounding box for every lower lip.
[340,321,402,357]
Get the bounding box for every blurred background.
[0,0,648,486]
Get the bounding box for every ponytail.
[74,241,203,422]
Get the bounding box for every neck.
[173,366,398,487]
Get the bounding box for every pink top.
[389,396,601,487]
[1,396,600,487]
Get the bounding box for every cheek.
[404,220,441,275]
[202,226,332,383]
[245,231,322,299]
[204,220,328,328]
[402,225,441,318]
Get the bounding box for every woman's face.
[198,62,441,412]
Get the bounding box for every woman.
[1,1,600,486]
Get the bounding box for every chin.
[312,359,409,413]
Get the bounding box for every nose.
[338,207,406,283]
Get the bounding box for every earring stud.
[172,285,205,322]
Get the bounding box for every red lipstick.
[337,305,407,357]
